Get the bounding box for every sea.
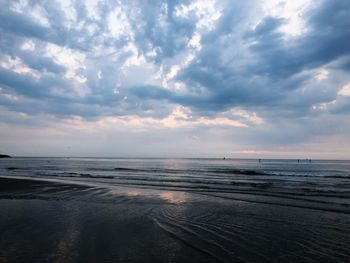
[0,157,349,194]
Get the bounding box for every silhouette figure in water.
[258,159,261,163]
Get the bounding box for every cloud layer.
[0,0,350,157]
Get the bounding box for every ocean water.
[1,157,350,212]
[1,157,349,193]
[1,158,350,262]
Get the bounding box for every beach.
[1,0,350,261]
[1,158,350,262]
[0,158,350,263]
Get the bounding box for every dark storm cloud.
[249,16,286,37]
[0,9,52,42]
[0,67,73,99]
[18,51,66,74]
[246,1,350,79]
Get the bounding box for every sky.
[0,0,350,159]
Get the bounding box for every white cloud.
[21,40,36,51]
[45,43,87,83]
[0,56,40,78]
[262,0,312,36]
[338,84,350,97]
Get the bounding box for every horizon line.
[4,156,350,161]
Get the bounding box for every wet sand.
[1,177,350,263]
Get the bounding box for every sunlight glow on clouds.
[338,84,350,97]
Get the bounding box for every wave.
[5,165,349,179]
[61,172,114,179]
[47,172,273,189]
[88,167,267,175]
[87,167,350,179]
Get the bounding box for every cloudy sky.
[0,0,349,158]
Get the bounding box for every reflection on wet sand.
[104,186,189,204]
[158,191,188,204]
[52,205,82,263]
